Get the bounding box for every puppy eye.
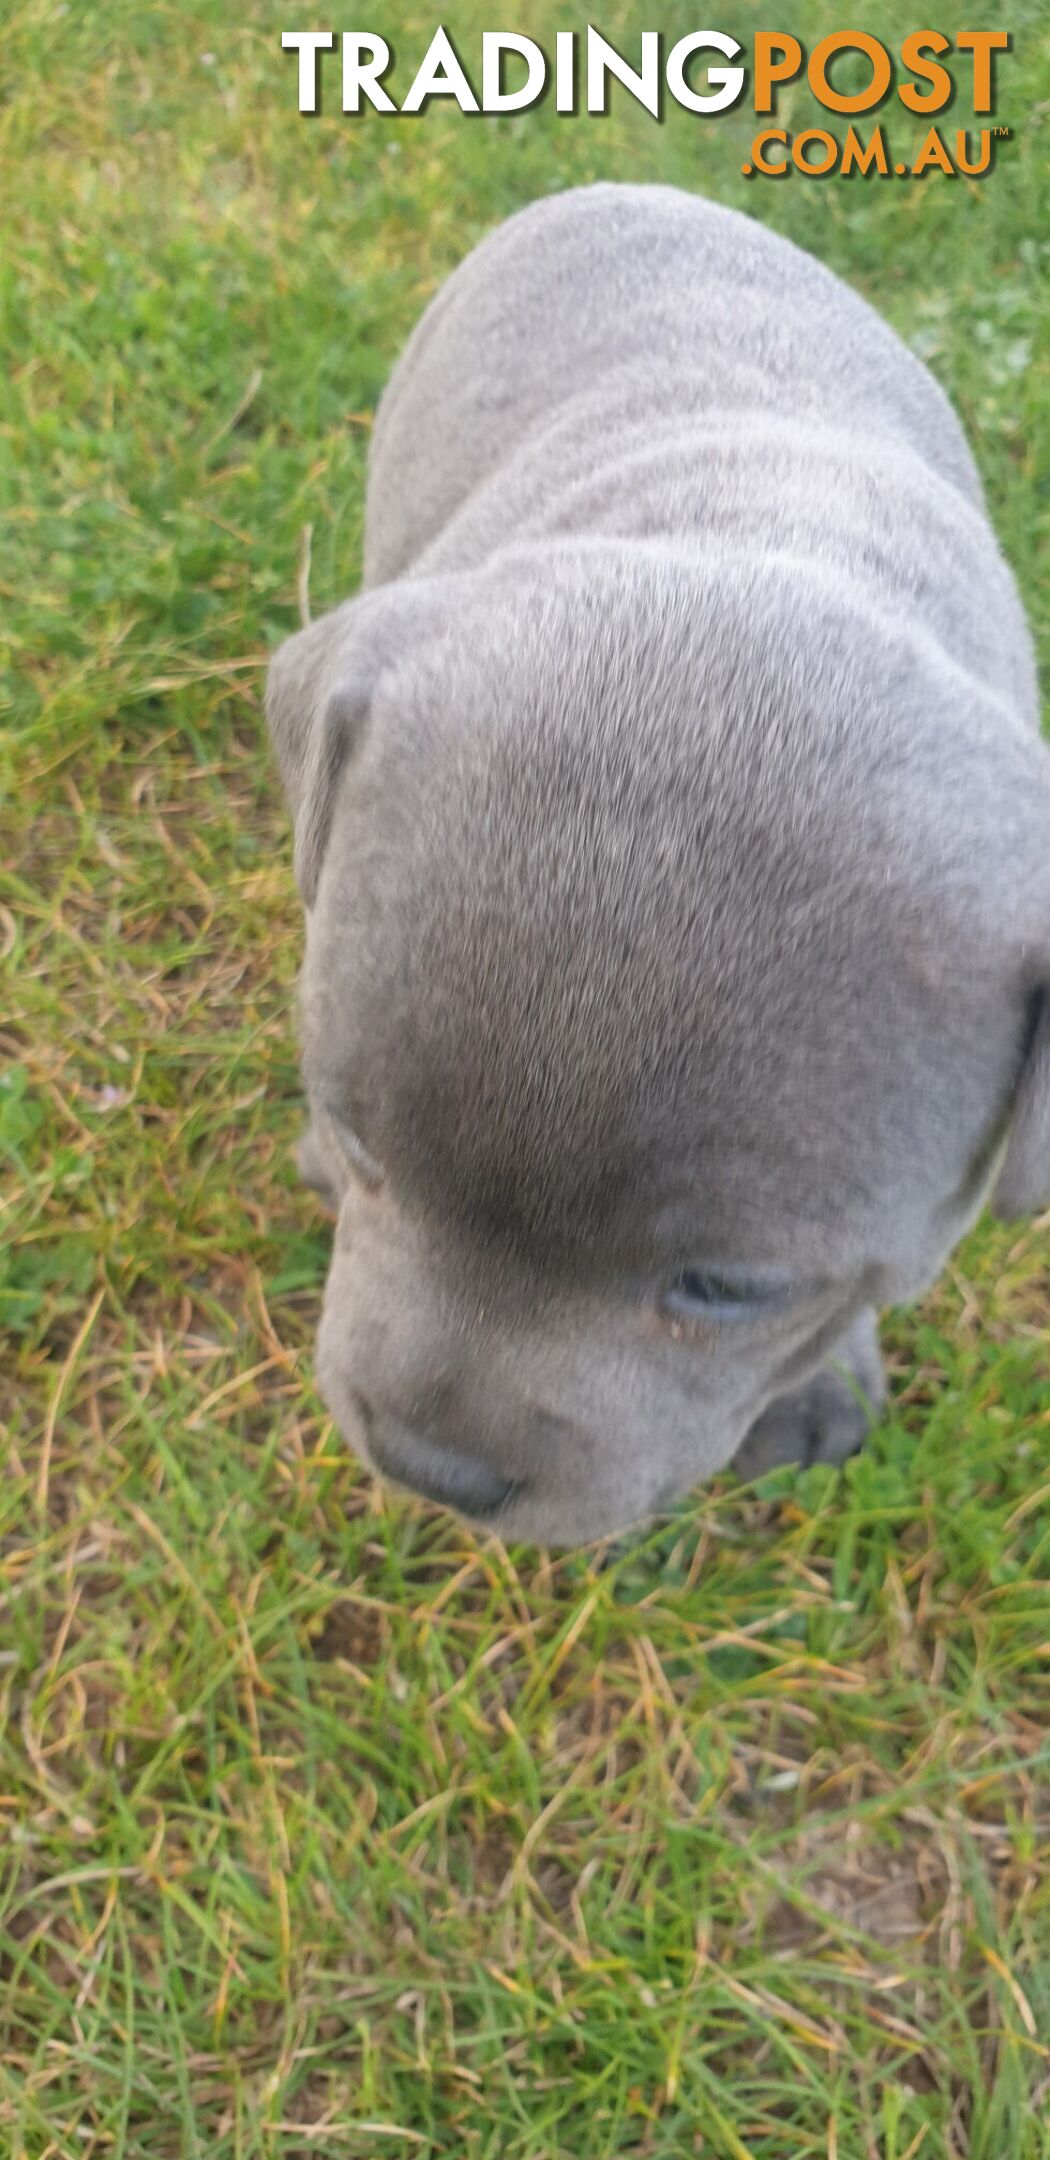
[662,1268,791,1323]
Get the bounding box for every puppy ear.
[290,673,371,909]
[266,581,453,906]
[992,990,1050,1218]
[265,605,377,906]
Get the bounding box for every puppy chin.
[315,1354,372,1473]
[449,1481,680,1554]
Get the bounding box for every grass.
[2,1,1049,2153]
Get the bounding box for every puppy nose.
[352,1394,518,1517]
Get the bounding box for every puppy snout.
[351,1390,519,1518]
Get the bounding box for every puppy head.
[268,553,1050,1546]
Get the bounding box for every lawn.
[2,2,1049,2154]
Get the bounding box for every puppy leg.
[732,1310,887,1478]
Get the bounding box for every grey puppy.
[266,184,1048,1547]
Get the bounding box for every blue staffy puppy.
[267,184,1047,1546]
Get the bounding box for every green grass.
[2,2,1049,2154]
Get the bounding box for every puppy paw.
[732,1311,886,1479]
